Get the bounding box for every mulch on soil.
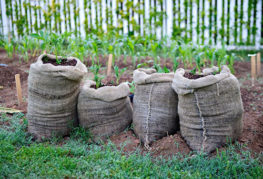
[1,50,263,156]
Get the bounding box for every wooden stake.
[250,55,256,86]
[107,54,113,76]
[257,52,261,76]
[15,74,23,105]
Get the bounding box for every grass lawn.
[0,113,262,178]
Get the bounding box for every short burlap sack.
[133,68,179,148]
[27,54,87,139]
[77,80,133,140]
[172,65,243,153]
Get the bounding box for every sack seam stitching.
[145,83,154,150]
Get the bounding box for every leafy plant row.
[1,0,261,45]
[0,31,238,76]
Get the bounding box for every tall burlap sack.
[172,65,243,153]
[27,54,87,139]
[133,68,179,147]
[77,80,133,140]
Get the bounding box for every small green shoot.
[173,58,179,72]
[128,81,135,94]
[190,67,197,75]
[114,65,127,85]
[153,63,170,73]
[90,63,104,89]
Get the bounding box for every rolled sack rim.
[133,68,174,85]
[172,65,235,95]
[29,54,87,80]
[80,80,130,102]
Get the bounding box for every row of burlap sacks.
[27,54,243,153]
[133,66,243,153]
[27,54,133,142]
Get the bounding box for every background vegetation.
[1,30,254,74]
[1,0,262,46]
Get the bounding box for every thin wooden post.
[257,52,261,76]
[15,74,23,105]
[107,54,113,76]
[248,54,256,86]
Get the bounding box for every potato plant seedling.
[114,65,127,85]
[89,63,104,89]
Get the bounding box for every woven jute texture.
[172,65,243,153]
[77,80,133,140]
[133,69,179,148]
[27,54,87,139]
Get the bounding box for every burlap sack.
[27,54,87,139]
[133,69,179,147]
[172,65,243,153]
[77,80,133,140]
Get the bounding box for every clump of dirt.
[42,56,77,66]
[0,66,28,88]
[240,88,252,112]
[240,114,263,153]
[110,130,140,153]
[183,72,205,79]
[110,130,191,158]
[240,86,263,113]
[150,133,191,157]
[183,71,220,79]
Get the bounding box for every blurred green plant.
[90,63,104,89]
[113,65,127,85]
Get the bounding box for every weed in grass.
[0,113,32,147]
[70,126,92,144]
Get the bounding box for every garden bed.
[0,50,262,156]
